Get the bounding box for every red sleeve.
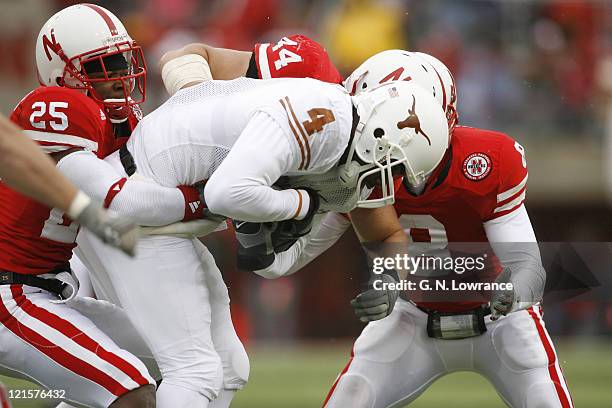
[484,136,529,221]
[11,87,105,154]
[253,34,343,84]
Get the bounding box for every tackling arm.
[56,150,204,226]
[253,212,352,279]
[160,43,251,94]
[484,204,546,318]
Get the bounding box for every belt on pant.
[0,264,70,298]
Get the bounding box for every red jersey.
[0,86,136,275]
[252,35,343,84]
[394,126,529,311]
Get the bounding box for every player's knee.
[163,354,224,399]
[222,342,250,389]
[110,384,156,408]
[326,374,375,408]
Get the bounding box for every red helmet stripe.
[430,64,447,111]
[83,4,118,36]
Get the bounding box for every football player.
[252,51,572,408]
[0,113,137,252]
[1,4,226,407]
[74,43,450,408]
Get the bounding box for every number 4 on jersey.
[303,108,335,135]
[272,37,303,70]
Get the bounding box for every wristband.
[66,190,92,219]
[178,185,205,221]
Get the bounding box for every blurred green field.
[2,339,611,407]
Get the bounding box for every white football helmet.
[340,81,449,208]
[344,50,458,135]
[35,4,146,117]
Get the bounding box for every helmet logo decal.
[379,67,412,84]
[397,95,432,145]
[42,29,62,61]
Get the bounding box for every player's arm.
[484,205,545,319]
[160,35,342,95]
[205,111,314,222]
[55,149,207,226]
[483,138,545,319]
[349,205,408,322]
[160,43,251,84]
[246,212,352,279]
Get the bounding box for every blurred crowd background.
[1,0,611,342]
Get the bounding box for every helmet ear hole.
[362,82,368,89]
[373,128,385,138]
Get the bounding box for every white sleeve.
[484,204,545,307]
[254,212,351,279]
[57,150,188,226]
[205,111,311,222]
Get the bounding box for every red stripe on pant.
[527,307,573,408]
[0,383,11,408]
[10,286,150,387]
[322,347,355,407]
[0,285,128,397]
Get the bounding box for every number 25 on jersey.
[30,101,69,131]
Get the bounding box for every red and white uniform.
[393,126,529,312]
[251,35,343,84]
[323,128,572,408]
[253,126,572,408]
[0,87,204,275]
[0,85,213,407]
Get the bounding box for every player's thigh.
[69,296,161,382]
[0,286,153,408]
[194,240,249,389]
[95,236,222,391]
[325,300,445,408]
[478,306,573,408]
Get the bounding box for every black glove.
[233,220,276,271]
[350,270,400,323]
[271,189,320,252]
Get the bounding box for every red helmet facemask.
[53,40,147,120]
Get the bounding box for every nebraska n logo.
[396,95,432,145]
[42,29,62,61]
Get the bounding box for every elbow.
[159,43,210,71]
[204,176,244,218]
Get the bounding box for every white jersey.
[129,77,352,184]
[126,77,354,222]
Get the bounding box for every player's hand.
[351,273,399,323]
[234,220,276,270]
[77,202,139,256]
[272,189,320,252]
[490,267,516,320]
